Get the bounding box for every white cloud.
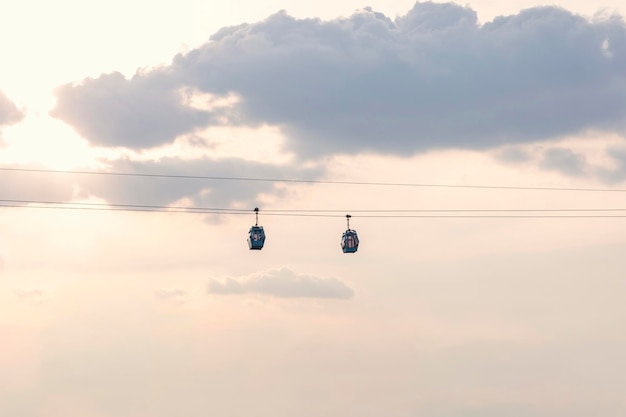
[51,3,626,157]
[0,91,23,128]
[154,288,186,299]
[14,288,44,298]
[0,153,324,210]
[209,267,354,299]
[75,156,324,208]
[50,72,211,149]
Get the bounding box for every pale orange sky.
[1,1,625,416]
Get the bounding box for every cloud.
[154,289,186,305]
[14,288,44,298]
[0,164,77,204]
[208,267,354,299]
[0,91,24,127]
[504,143,626,183]
[74,156,323,208]
[154,288,185,299]
[494,146,533,163]
[50,72,210,149]
[539,147,588,176]
[50,3,626,158]
[0,152,324,210]
[597,145,626,183]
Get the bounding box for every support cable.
[2,167,626,193]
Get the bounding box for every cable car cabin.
[248,226,266,250]
[341,230,359,253]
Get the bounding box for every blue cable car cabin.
[341,229,359,253]
[341,214,359,253]
[248,225,266,250]
[248,207,266,250]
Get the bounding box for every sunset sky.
[1,1,626,416]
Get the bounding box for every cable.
[1,167,625,193]
[0,199,251,213]
[4,205,626,217]
[4,198,626,214]
[3,199,626,218]
[257,208,626,213]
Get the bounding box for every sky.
[1,1,626,416]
